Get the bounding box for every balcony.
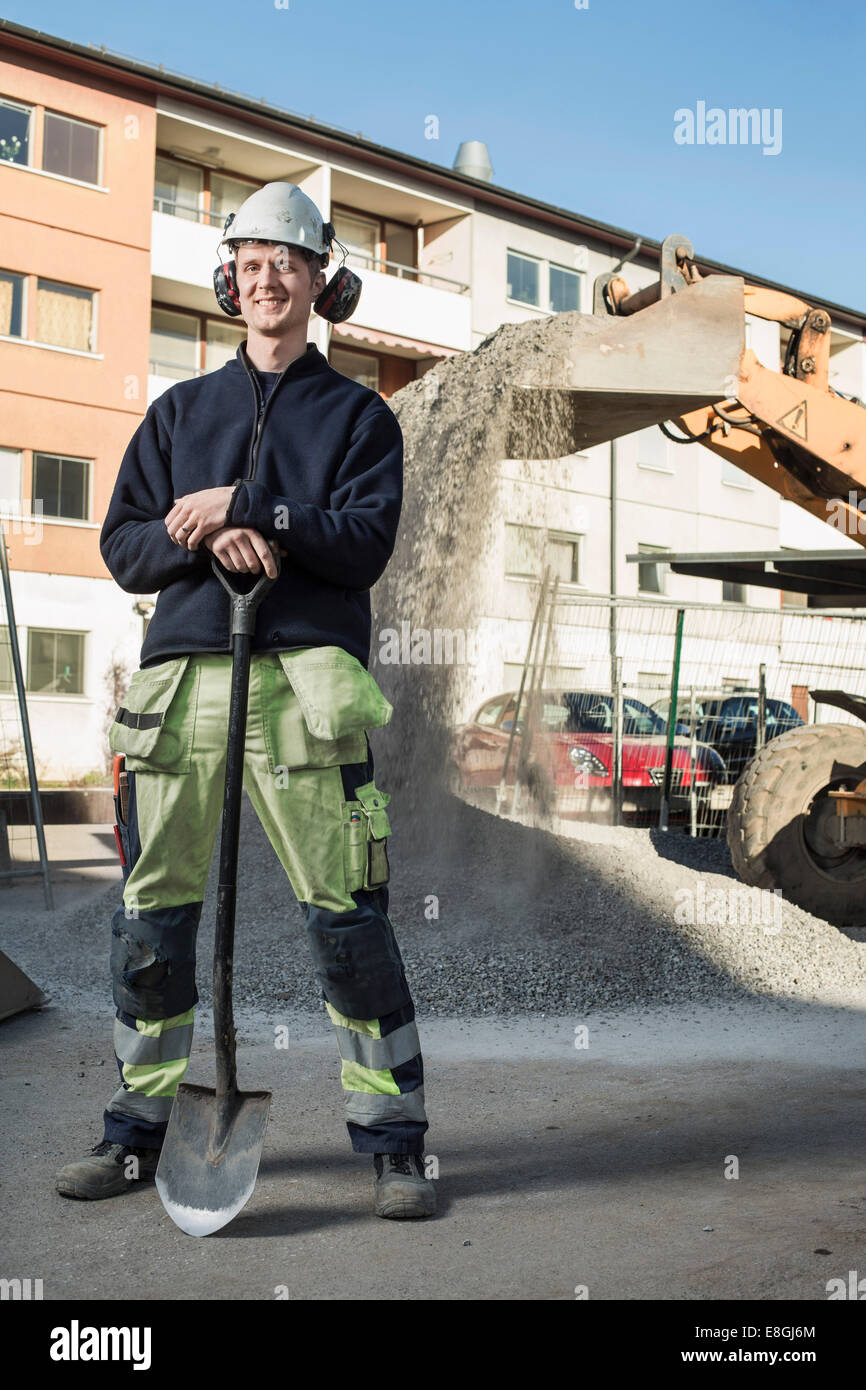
[336,252,470,352]
[152,210,472,352]
[152,209,218,297]
[147,357,202,405]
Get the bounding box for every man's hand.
[166,487,235,549]
[204,526,282,578]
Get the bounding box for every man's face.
[235,242,326,336]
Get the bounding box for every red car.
[450,689,726,817]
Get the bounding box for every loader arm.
[505,232,866,545]
[611,237,866,542]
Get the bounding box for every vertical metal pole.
[609,439,618,691]
[515,575,559,816]
[497,567,548,815]
[756,663,767,751]
[0,525,53,908]
[688,685,698,838]
[659,607,685,833]
[611,655,623,827]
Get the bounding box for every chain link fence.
[486,584,866,836]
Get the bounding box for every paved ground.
[4,993,866,1300]
[2,819,866,1301]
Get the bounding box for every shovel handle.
[212,544,280,1104]
[211,546,281,636]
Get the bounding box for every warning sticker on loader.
[777,400,808,440]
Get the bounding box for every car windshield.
[700,698,800,726]
[548,693,665,736]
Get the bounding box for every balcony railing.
[152,202,470,294]
[149,357,203,381]
[153,197,230,228]
[343,251,469,294]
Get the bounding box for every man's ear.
[313,270,327,298]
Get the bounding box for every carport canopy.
[625,549,866,608]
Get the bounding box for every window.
[35,278,96,352]
[150,308,198,380]
[209,173,257,228]
[722,580,747,603]
[331,208,417,278]
[333,211,379,267]
[504,523,581,582]
[154,157,203,221]
[330,347,380,393]
[383,220,416,277]
[149,311,247,381]
[476,696,508,727]
[205,320,245,373]
[637,543,669,594]
[32,454,90,521]
[42,111,100,184]
[505,522,543,578]
[0,271,26,337]
[0,448,23,514]
[547,531,580,584]
[0,97,31,166]
[507,252,540,307]
[635,426,671,472]
[503,663,585,690]
[721,457,753,488]
[26,629,85,694]
[549,264,581,313]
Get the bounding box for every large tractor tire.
[727,723,866,927]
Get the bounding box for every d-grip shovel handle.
[211,548,281,637]
[211,548,280,1128]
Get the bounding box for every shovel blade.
[155,1083,271,1237]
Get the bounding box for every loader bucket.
[505,275,745,458]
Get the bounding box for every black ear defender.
[213,216,362,323]
[213,213,242,316]
[313,225,362,324]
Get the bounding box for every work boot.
[55,1140,161,1200]
[373,1152,436,1219]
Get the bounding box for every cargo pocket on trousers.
[108,657,198,773]
[343,779,392,893]
[268,647,392,772]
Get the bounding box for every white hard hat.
[222,181,334,260]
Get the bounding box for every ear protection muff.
[213,216,362,323]
[313,263,362,324]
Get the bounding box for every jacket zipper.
[241,350,288,484]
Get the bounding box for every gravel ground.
[5,786,866,1024]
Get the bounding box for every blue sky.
[4,0,863,308]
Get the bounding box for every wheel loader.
[503,233,866,928]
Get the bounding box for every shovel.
[156,547,280,1236]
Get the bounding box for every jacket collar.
[228,341,328,381]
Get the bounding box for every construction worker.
[55,182,435,1221]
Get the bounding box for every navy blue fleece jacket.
[100,342,403,669]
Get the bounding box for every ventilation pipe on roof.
[452,141,494,182]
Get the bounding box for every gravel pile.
[8,790,865,1021]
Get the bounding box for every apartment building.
[1,18,864,777]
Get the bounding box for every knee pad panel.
[110,904,199,1019]
[305,898,409,1018]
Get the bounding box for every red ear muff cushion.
[213,260,242,316]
